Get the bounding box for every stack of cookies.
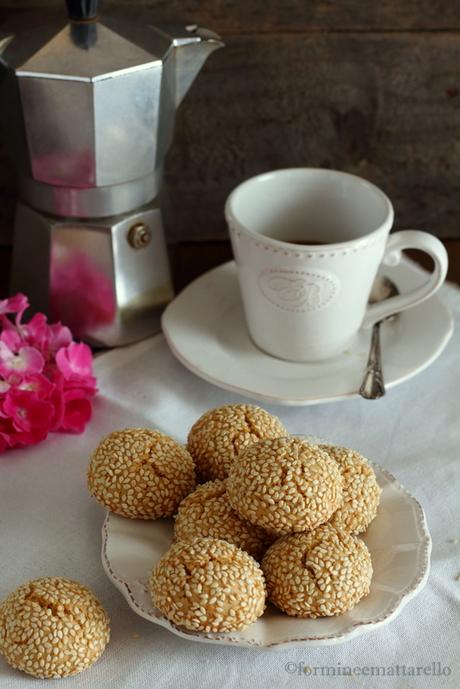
[86,404,381,633]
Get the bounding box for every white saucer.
[162,260,453,406]
[101,462,431,648]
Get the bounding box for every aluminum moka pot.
[0,0,223,346]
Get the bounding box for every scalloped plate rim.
[101,462,432,648]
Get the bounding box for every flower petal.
[48,323,73,352]
[60,392,92,433]
[56,342,94,381]
[0,297,97,449]
[0,346,45,377]
[17,373,55,398]
[0,293,29,318]
[22,313,49,350]
[0,329,22,352]
[3,389,54,433]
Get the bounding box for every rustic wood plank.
[2,1,460,32]
[0,142,16,246]
[162,32,460,242]
[0,245,11,295]
[1,13,460,245]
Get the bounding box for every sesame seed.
[0,577,110,679]
[87,429,196,520]
[227,437,344,537]
[262,525,372,618]
[149,538,266,633]
[174,479,273,560]
[187,405,287,481]
[318,445,381,535]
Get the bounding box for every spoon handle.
[359,321,386,399]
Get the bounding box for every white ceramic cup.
[225,168,448,362]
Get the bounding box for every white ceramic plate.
[162,260,453,406]
[102,463,431,648]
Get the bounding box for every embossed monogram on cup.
[258,268,340,313]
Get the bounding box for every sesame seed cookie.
[227,437,343,537]
[174,479,273,560]
[187,404,287,481]
[0,577,110,679]
[262,524,372,618]
[150,537,266,633]
[319,444,382,535]
[88,428,196,519]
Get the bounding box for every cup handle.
[362,230,448,329]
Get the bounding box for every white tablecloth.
[1,278,460,689]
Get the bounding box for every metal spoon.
[359,276,400,400]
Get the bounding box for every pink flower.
[0,414,48,449]
[21,315,72,357]
[43,371,65,432]
[0,294,28,325]
[2,389,54,434]
[0,342,44,378]
[0,329,22,351]
[16,372,55,398]
[21,313,49,350]
[48,323,72,353]
[60,387,93,433]
[56,342,96,387]
[0,292,97,452]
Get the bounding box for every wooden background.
[1,0,460,289]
